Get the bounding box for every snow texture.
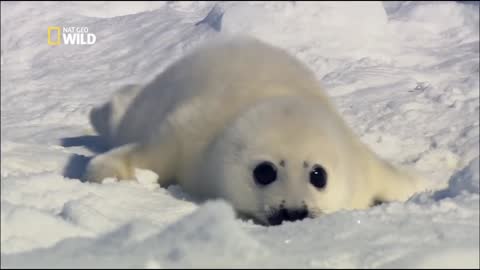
[1,1,479,268]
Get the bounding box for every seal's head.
[203,96,366,226]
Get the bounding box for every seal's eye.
[253,161,277,186]
[310,165,327,189]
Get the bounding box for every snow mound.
[433,157,480,200]
[1,201,266,268]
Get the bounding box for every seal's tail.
[89,84,142,145]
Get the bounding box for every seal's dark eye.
[253,161,277,186]
[310,165,327,189]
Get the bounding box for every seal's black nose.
[267,208,309,225]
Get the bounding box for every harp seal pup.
[84,36,428,225]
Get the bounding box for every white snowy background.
[1,1,479,268]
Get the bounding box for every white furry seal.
[85,36,427,225]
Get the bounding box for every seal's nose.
[267,208,309,225]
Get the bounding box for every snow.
[1,1,479,268]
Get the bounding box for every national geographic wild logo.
[48,26,96,46]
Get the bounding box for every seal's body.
[85,37,427,225]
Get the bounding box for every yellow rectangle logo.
[48,26,61,45]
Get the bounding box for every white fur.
[85,36,428,224]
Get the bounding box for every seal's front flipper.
[83,143,139,183]
[371,159,429,203]
[83,124,179,187]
